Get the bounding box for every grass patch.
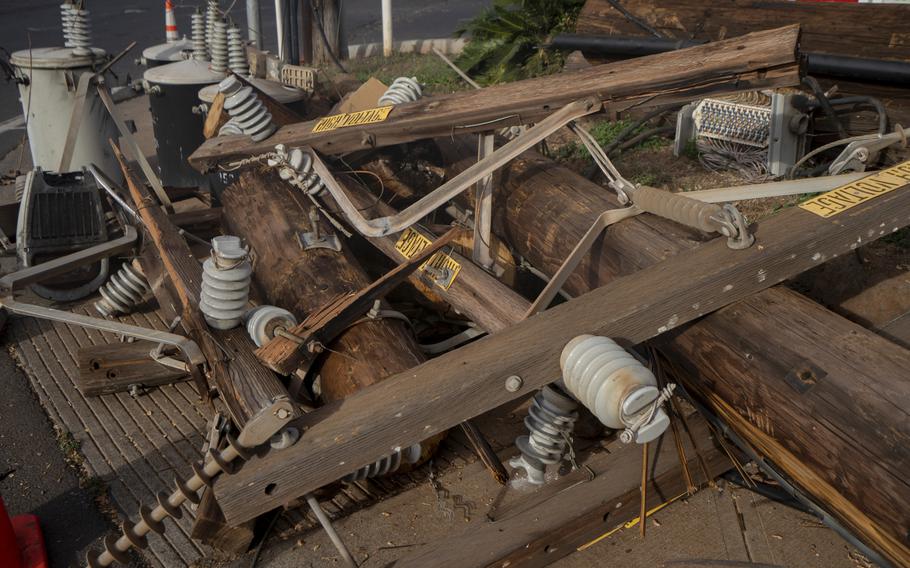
[555,119,670,162]
[339,53,473,95]
[56,429,83,468]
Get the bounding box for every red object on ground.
[0,497,48,568]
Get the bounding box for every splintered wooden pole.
[439,142,910,566]
[113,146,291,551]
[658,290,910,566]
[112,146,291,427]
[220,169,426,402]
[211,177,910,526]
[189,25,801,170]
[333,173,529,333]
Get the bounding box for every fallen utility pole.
[439,143,910,566]
[220,170,425,401]
[576,0,910,61]
[114,146,294,432]
[188,25,800,170]
[211,178,910,525]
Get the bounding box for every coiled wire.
[267,144,324,194]
[378,77,422,106]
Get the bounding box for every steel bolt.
[275,408,290,420]
[504,375,523,392]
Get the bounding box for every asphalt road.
[0,341,110,567]
[0,0,489,157]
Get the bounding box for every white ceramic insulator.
[227,26,249,76]
[191,13,208,61]
[560,335,669,443]
[60,3,74,47]
[200,236,252,330]
[95,262,151,318]
[62,5,93,56]
[218,76,277,142]
[269,145,325,194]
[205,0,219,59]
[378,77,422,106]
[218,119,243,136]
[210,20,229,73]
[244,305,297,347]
[343,444,421,482]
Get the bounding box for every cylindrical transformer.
[10,47,121,181]
[140,39,193,68]
[142,59,225,189]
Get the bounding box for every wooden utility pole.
[308,0,345,67]
[438,141,910,566]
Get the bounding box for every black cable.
[605,0,664,39]
[722,470,813,515]
[601,105,679,155]
[825,96,888,135]
[613,125,675,154]
[308,0,348,73]
[249,509,283,568]
[802,76,849,139]
[286,0,300,65]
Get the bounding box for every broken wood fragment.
[255,225,462,375]
[75,341,189,397]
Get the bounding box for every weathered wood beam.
[576,0,910,60]
[113,147,292,428]
[211,179,910,525]
[392,413,729,568]
[75,341,188,397]
[188,25,800,170]
[659,290,910,566]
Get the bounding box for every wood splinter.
[255,225,463,375]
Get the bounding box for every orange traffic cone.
[165,0,179,42]
[0,495,48,568]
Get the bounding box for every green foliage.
[554,119,670,161]
[455,0,585,84]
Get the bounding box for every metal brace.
[298,208,342,252]
[569,121,754,249]
[828,125,910,175]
